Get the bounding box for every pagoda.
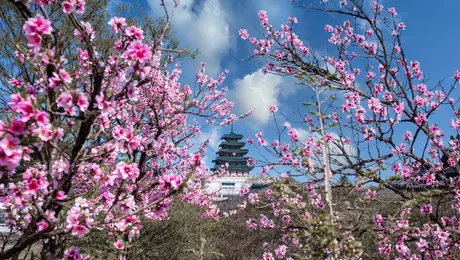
[211,126,254,176]
[206,126,254,199]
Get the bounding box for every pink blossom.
[393,102,405,117]
[259,214,274,229]
[26,179,40,195]
[62,1,75,14]
[23,15,53,36]
[239,186,250,196]
[288,17,298,24]
[373,214,384,227]
[9,119,25,135]
[16,101,36,122]
[403,131,413,141]
[450,118,460,130]
[258,10,269,27]
[366,189,377,200]
[56,191,67,201]
[324,25,334,32]
[238,29,249,40]
[415,113,427,126]
[125,26,144,41]
[37,220,49,231]
[22,15,52,49]
[453,70,460,81]
[420,204,432,215]
[70,0,86,14]
[435,231,449,242]
[63,248,82,260]
[127,42,151,63]
[155,202,169,217]
[368,97,382,113]
[108,17,127,34]
[388,7,397,16]
[0,135,21,156]
[36,125,54,142]
[72,225,89,238]
[269,104,278,113]
[246,219,258,229]
[159,174,183,190]
[263,252,275,260]
[413,96,425,106]
[9,78,22,87]
[77,94,88,112]
[57,92,74,111]
[49,69,72,89]
[116,162,139,181]
[35,112,50,127]
[113,240,124,249]
[324,133,334,143]
[416,239,428,252]
[398,22,406,30]
[275,245,287,258]
[288,128,299,142]
[416,84,427,94]
[258,138,267,146]
[189,153,201,167]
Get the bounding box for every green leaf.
[302,102,315,107]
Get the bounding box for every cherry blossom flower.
[126,42,151,63]
[113,240,124,250]
[57,92,74,111]
[159,174,183,191]
[239,186,250,196]
[125,26,144,41]
[63,248,82,260]
[22,15,52,49]
[275,245,287,258]
[108,17,127,33]
[239,29,249,40]
[388,7,397,16]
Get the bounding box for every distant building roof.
[221,132,243,140]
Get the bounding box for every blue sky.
[111,0,460,174]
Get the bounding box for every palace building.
[206,127,255,200]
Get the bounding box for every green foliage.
[70,201,220,259]
[69,199,281,260]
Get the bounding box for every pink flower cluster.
[62,0,86,14]
[65,199,94,238]
[22,15,52,51]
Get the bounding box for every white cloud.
[199,127,221,152]
[229,69,285,125]
[190,127,221,169]
[310,132,358,171]
[296,128,309,142]
[148,0,230,77]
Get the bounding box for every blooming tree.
[237,0,460,258]
[0,0,239,258]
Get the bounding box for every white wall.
[205,174,251,199]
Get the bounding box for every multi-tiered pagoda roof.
[211,127,254,173]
